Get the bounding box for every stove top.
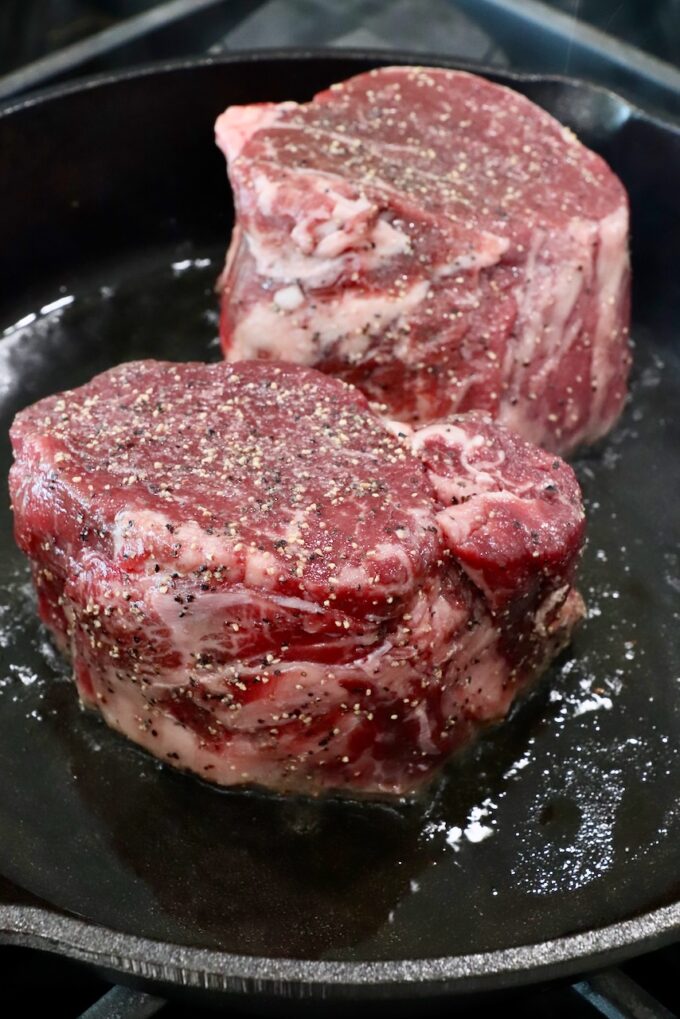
[1,0,680,117]
[8,941,680,1016]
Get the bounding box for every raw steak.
[216,66,630,454]
[10,359,585,796]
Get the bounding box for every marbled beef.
[10,359,585,795]
[216,66,630,454]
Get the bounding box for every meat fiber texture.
[216,66,631,455]
[10,360,585,796]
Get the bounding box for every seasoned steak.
[10,359,585,795]
[216,66,630,454]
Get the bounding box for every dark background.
[0,0,678,72]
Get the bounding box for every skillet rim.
[0,48,678,998]
[0,45,679,137]
[1,899,679,997]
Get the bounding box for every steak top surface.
[11,360,441,621]
[221,66,624,241]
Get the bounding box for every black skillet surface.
[0,52,679,1004]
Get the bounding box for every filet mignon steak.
[216,66,630,454]
[10,359,585,796]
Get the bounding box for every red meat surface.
[216,66,630,454]
[10,359,585,795]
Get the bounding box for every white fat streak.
[242,547,277,587]
[250,173,279,217]
[500,204,628,446]
[273,284,305,310]
[401,580,469,676]
[229,302,319,364]
[333,538,420,598]
[300,213,413,285]
[590,205,629,424]
[371,217,414,258]
[177,590,325,614]
[334,562,373,588]
[379,416,414,440]
[513,219,595,431]
[243,174,413,289]
[229,280,430,365]
[146,588,327,685]
[533,583,570,635]
[410,422,471,453]
[112,510,238,572]
[411,424,501,503]
[111,508,169,559]
[508,223,587,384]
[216,223,242,293]
[504,225,546,381]
[283,509,307,545]
[293,191,375,257]
[253,175,378,260]
[245,229,345,289]
[375,542,418,595]
[410,699,442,755]
[214,102,297,162]
[436,482,565,555]
[429,592,469,662]
[334,542,420,595]
[434,232,509,275]
[112,510,277,584]
[435,497,499,546]
[441,618,511,721]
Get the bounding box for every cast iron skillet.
[0,50,679,1008]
